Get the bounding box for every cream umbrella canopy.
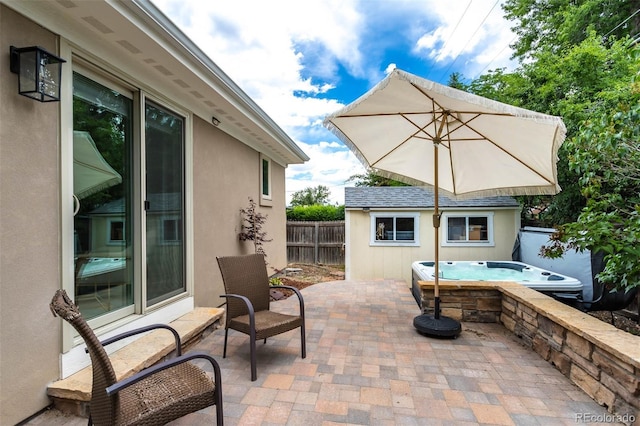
[324,69,566,337]
[72,131,122,216]
[73,130,122,199]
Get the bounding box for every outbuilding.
[344,186,521,284]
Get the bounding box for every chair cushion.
[229,310,303,340]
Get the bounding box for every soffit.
[2,0,308,166]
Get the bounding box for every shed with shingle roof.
[343,186,521,283]
[345,186,520,209]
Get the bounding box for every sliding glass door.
[72,70,186,321]
[72,72,134,320]
[145,102,185,305]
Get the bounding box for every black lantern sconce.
[10,45,66,102]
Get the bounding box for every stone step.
[47,307,225,417]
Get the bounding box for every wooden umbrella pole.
[433,139,440,319]
[432,114,447,320]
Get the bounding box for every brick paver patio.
[28,279,619,425]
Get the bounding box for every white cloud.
[286,141,365,205]
[153,0,516,120]
[152,0,518,205]
[384,63,397,74]
[153,0,363,97]
[412,0,517,78]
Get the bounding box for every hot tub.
[411,260,583,305]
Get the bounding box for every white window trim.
[106,218,125,245]
[159,216,182,245]
[260,154,273,201]
[441,212,495,247]
[369,212,420,247]
[259,154,273,206]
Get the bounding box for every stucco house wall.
[192,116,288,308]
[0,2,307,423]
[345,187,521,284]
[0,6,63,422]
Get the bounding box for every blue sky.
[152,0,518,204]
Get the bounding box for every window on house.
[108,220,125,244]
[161,218,182,243]
[260,155,271,200]
[443,214,493,245]
[370,213,420,246]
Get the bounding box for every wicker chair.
[217,253,306,381]
[50,289,223,426]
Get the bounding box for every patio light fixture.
[10,45,66,102]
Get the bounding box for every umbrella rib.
[455,119,556,185]
[369,111,478,167]
[340,111,514,119]
[408,84,554,183]
[339,81,558,187]
[369,111,439,167]
[406,94,557,186]
[369,125,415,168]
[370,109,454,167]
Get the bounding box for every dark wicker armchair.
[50,289,223,426]
[217,253,306,381]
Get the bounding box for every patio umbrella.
[73,130,122,199]
[324,68,566,337]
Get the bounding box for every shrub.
[286,204,345,221]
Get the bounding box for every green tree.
[468,68,529,106]
[541,86,640,292]
[524,35,638,225]
[290,185,331,206]
[347,171,409,187]
[468,35,638,225]
[466,0,640,292]
[502,0,639,60]
[447,72,468,90]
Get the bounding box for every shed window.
[370,213,420,246]
[107,220,125,244]
[443,213,494,245]
[162,218,182,243]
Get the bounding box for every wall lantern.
[10,45,66,102]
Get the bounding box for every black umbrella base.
[413,314,461,339]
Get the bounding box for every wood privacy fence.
[286,221,345,265]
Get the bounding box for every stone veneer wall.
[418,281,639,421]
[420,286,503,323]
